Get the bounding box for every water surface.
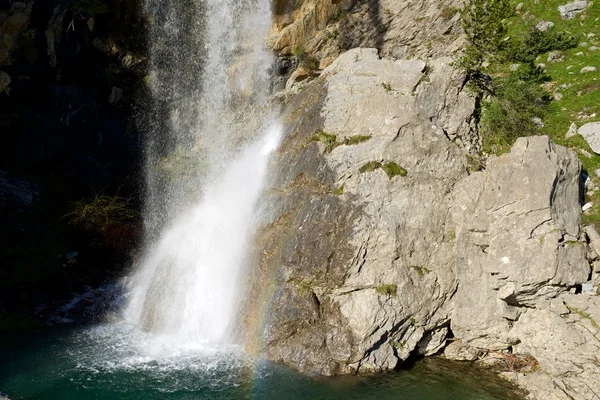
[0,324,524,400]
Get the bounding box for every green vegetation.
[0,314,44,333]
[382,162,407,178]
[333,185,344,196]
[411,265,431,276]
[382,82,393,92]
[376,284,398,296]
[359,161,408,178]
[456,0,600,225]
[359,161,383,173]
[311,132,372,154]
[64,191,137,234]
[344,135,372,145]
[292,46,320,71]
[292,279,314,297]
[311,130,338,153]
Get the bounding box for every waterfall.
[125,0,279,343]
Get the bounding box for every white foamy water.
[123,0,279,346]
[126,126,281,340]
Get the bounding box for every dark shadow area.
[0,0,149,331]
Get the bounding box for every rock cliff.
[247,2,599,399]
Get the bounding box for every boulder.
[451,136,588,349]
[578,122,600,153]
[536,21,555,31]
[565,122,578,138]
[580,66,597,73]
[558,0,589,19]
[508,295,600,400]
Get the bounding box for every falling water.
[125,0,279,343]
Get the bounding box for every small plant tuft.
[344,135,372,145]
[382,162,407,179]
[359,161,383,173]
[411,265,431,276]
[311,130,338,153]
[333,185,344,196]
[376,284,398,296]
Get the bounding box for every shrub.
[457,0,512,83]
[504,28,577,63]
[481,71,551,154]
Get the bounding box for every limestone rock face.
[451,136,588,349]
[270,0,465,68]
[507,294,600,400]
[252,48,477,375]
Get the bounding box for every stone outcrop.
[451,136,588,348]
[251,47,477,374]
[558,0,589,20]
[579,121,600,154]
[249,42,596,399]
[270,0,465,71]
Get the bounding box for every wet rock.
[558,0,589,19]
[578,122,600,153]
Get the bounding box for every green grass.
[475,0,600,226]
[333,185,344,195]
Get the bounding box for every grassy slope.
[488,0,600,225]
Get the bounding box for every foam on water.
[125,126,281,341]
